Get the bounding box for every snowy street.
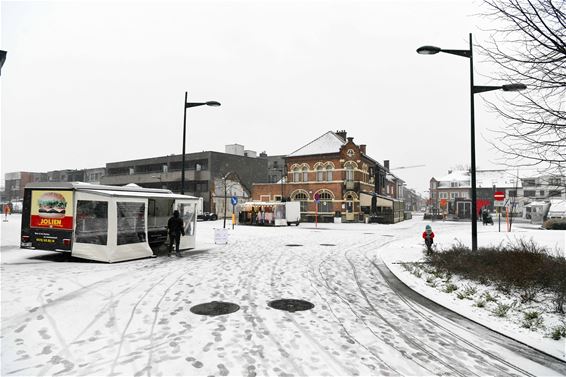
[1,215,565,376]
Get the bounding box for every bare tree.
[479,0,565,179]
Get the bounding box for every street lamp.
[222,171,235,229]
[181,92,221,195]
[417,33,526,250]
[277,166,287,201]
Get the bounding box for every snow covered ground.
[1,213,565,376]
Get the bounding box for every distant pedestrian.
[167,210,185,257]
[422,224,435,254]
[3,204,9,222]
[481,207,489,226]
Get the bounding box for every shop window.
[117,202,146,245]
[317,191,333,213]
[75,200,108,245]
[292,192,309,212]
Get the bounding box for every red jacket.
[422,231,435,240]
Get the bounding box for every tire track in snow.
[310,238,433,375]
[367,255,539,377]
[267,245,358,376]
[344,248,477,377]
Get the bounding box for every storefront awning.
[359,193,393,208]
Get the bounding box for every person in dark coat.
[167,210,185,256]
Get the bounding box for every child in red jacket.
[422,224,435,254]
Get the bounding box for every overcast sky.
[1,0,515,194]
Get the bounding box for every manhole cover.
[190,301,240,316]
[268,299,314,313]
[285,244,303,247]
[320,243,336,246]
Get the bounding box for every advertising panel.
[30,190,74,230]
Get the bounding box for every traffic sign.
[230,196,238,205]
[494,191,505,201]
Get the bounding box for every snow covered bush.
[550,325,566,340]
[543,219,566,230]
[522,311,544,330]
[425,239,566,312]
[493,303,512,317]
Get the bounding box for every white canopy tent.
[22,183,200,263]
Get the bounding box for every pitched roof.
[287,131,345,157]
[436,169,522,189]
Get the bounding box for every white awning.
[80,189,197,200]
[359,193,393,208]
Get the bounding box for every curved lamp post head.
[205,101,221,107]
[417,46,441,55]
[501,83,527,92]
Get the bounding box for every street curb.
[381,258,566,364]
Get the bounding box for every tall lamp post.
[278,165,287,201]
[222,171,236,229]
[417,33,526,250]
[181,92,221,194]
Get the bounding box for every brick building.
[252,130,405,223]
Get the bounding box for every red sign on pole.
[494,191,505,201]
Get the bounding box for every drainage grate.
[268,299,314,313]
[320,243,336,246]
[190,301,240,316]
[285,244,303,247]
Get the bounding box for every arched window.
[345,162,355,182]
[326,165,333,181]
[317,191,334,213]
[293,167,301,182]
[316,166,325,182]
[302,166,309,182]
[292,191,309,212]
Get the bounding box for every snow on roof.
[476,170,523,188]
[549,199,566,212]
[436,170,522,189]
[525,201,549,207]
[287,131,345,157]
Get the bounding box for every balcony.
[344,181,359,191]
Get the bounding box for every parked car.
[197,212,218,221]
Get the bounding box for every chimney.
[336,130,347,141]
[347,137,354,143]
[384,160,390,171]
[448,169,452,174]
[359,144,366,154]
